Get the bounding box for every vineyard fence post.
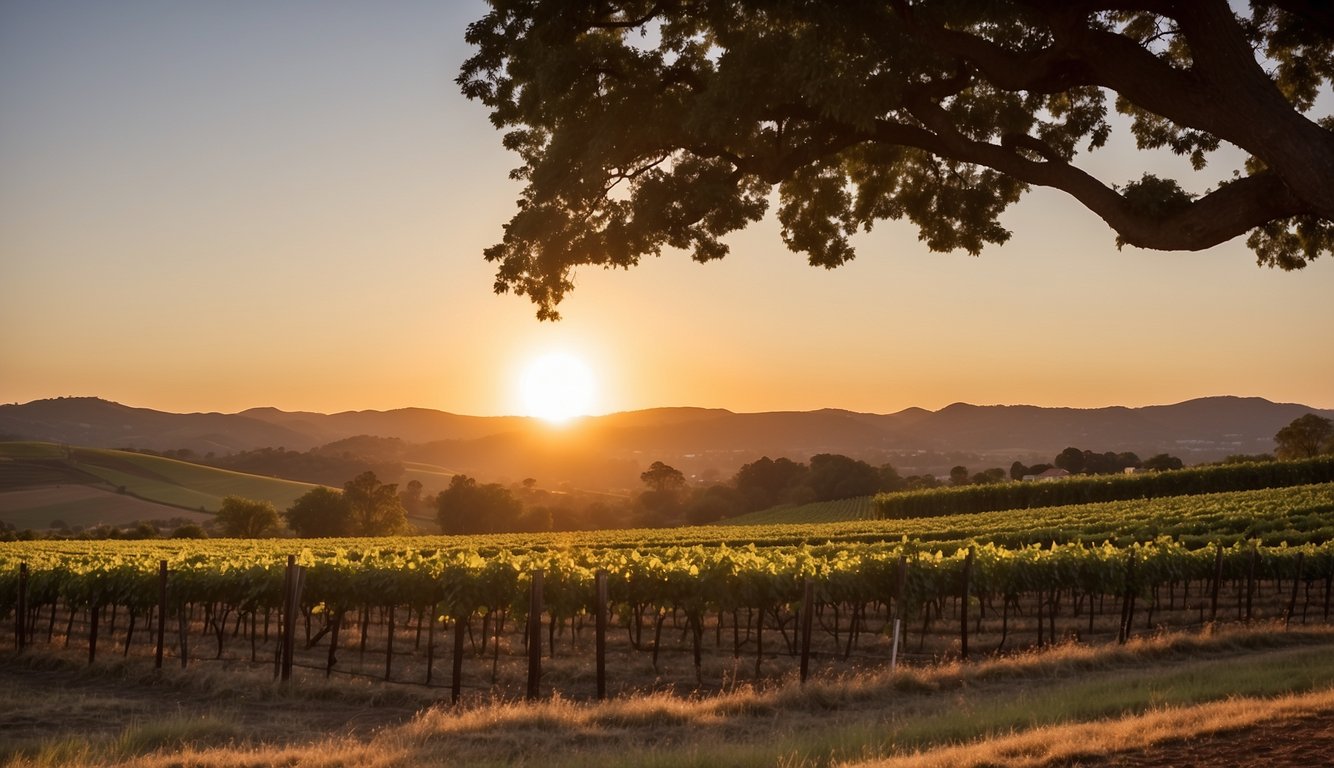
[281,555,304,682]
[799,579,815,684]
[1209,543,1224,624]
[451,614,466,705]
[1286,552,1305,628]
[178,602,189,669]
[88,602,100,665]
[277,555,293,680]
[385,606,395,681]
[16,562,27,652]
[961,547,974,660]
[155,560,167,669]
[1118,554,1136,645]
[425,603,436,686]
[595,570,608,700]
[890,618,902,672]
[327,609,342,678]
[527,570,544,701]
[1245,546,1258,624]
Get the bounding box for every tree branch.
[587,2,668,30]
[899,96,1311,251]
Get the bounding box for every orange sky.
[1,2,1331,419]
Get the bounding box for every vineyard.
[4,483,1334,700]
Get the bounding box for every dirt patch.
[1063,709,1334,767]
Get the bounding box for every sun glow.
[519,352,598,423]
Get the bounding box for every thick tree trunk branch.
[908,1,1334,220]
[897,99,1310,252]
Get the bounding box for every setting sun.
[519,352,598,423]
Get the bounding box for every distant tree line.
[940,449,1187,489]
[0,516,208,542]
[206,443,405,487]
[119,439,408,488]
[44,413,1328,540]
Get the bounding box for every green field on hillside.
[0,442,321,516]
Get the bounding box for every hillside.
[3,396,1330,491]
[0,442,321,529]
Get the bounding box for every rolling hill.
[0,441,321,530]
[3,396,1330,492]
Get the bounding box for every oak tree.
[216,496,280,538]
[436,474,525,534]
[343,471,411,536]
[1274,412,1334,458]
[460,1,1334,319]
[285,486,353,537]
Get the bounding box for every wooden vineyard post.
[960,547,974,661]
[1118,554,1136,645]
[527,570,544,701]
[754,604,765,678]
[891,554,908,672]
[595,570,608,700]
[425,604,436,686]
[799,579,815,684]
[1286,553,1305,628]
[280,555,304,683]
[451,614,466,705]
[1209,543,1224,624]
[88,602,100,665]
[178,602,190,669]
[155,561,167,669]
[327,609,342,678]
[1245,546,1258,624]
[15,563,27,652]
[276,556,293,680]
[385,606,396,681]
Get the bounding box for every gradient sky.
[2,1,1331,418]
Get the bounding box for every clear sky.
[2,1,1331,418]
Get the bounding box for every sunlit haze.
[1,2,1331,417]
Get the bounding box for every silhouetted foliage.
[285,486,352,537]
[436,474,524,534]
[216,495,280,538]
[1143,453,1186,472]
[343,471,410,535]
[685,484,742,525]
[461,1,1334,319]
[207,443,404,487]
[878,463,906,493]
[808,453,881,500]
[399,478,426,516]
[1275,413,1334,459]
[734,456,809,512]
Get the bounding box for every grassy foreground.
[3,623,1334,767]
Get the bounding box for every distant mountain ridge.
[3,396,1330,489]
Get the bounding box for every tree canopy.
[460,1,1334,319]
[436,474,525,534]
[285,486,353,537]
[1274,413,1334,458]
[342,471,411,536]
[215,496,280,538]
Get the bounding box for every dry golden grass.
[846,687,1334,768]
[5,623,1334,768]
